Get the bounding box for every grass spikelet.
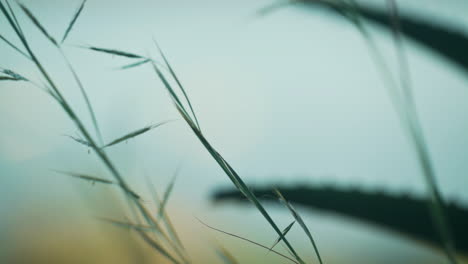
[118,58,151,70]
[64,134,92,147]
[18,3,57,46]
[52,170,114,185]
[274,189,323,264]
[157,171,177,219]
[83,46,144,59]
[1,69,28,81]
[61,0,87,43]
[102,120,174,148]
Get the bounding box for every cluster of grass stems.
[0,0,458,263]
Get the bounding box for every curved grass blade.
[52,170,114,184]
[18,3,57,46]
[196,217,299,264]
[102,120,174,148]
[154,41,201,130]
[58,47,104,145]
[61,0,87,43]
[269,220,295,252]
[153,60,304,264]
[83,46,144,59]
[275,189,324,264]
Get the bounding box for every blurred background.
[1,0,468,263]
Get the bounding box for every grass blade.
[145,174,188,255]
[83,46,144,59]
[18,3,57,46]
[158,171,178,218]
[275,189,324,264]
[0,33,30,59]
[118,58,151,70]
[61,0,87,43]
[102,120,174,148]
[58,47,104,145]
[154,41,201,130]
[269,221,295,252]
[52,170,114,184]
[152,56,305,264]
[196,217,299,264]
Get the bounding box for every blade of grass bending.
[152,61,304,264]
[0,34,30,59]
[61,0,87,43]
[102,120,174,148]
[18,3,57,46]
[275,189,324,264]
[58,47,104,145]
[196,217,299,264]
[0,5,185,264]
[215,245,239,264]
[153,41,201,130]
[118,58,151,70]
[100,218,182,264]
[347,2,458,263]
[385,0,413,105]
[269,220,295,252]
[83,46,143,59]
[52,170,114,184]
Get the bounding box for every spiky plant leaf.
[275,189,323,264]
[53,170,114,184]
[102,120,174,148]
[84,46,144,59]
[118,58,151,70]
